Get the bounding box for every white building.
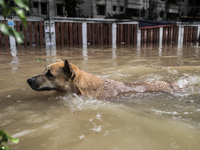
[0,0,195,21]
[80,0,149,18]
[151,0,189,21]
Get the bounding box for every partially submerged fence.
[87,23,112,46]
[117,24,137,46]
[183,26,198,44]
[0,20,45,48]
[0,20,9,49]
[16,21,45,47]
[55,22,82,46]
[0,17,200,49]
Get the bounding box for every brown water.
[1,45,200,150]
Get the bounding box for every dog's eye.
[46,70,54,78]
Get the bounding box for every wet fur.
[27,57,180,99]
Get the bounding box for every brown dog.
[27,57,180,99]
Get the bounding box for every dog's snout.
[27,76,37,85]
[27,78,32,85]
[27,76,40,91]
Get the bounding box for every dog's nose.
[27,78,32,85]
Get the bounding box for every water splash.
[60,93,108,111]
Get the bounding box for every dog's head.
[27,57,80,93]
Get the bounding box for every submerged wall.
[0,17,200,49]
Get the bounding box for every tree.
[0,130,19,150]
[63,0,84,17]
[0,0,29,44]
[0,1,29,148]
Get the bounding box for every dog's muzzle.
[27,75,55,91]
[27,76,41,91]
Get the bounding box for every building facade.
[0,0,199,21]
[152,0,189,21]
[0,0,65,18]
[80,0,149,19]
[79,0,192,21]
[29,0,64,17]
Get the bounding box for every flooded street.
[1,45,200,150]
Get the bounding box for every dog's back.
[96,79,179,99]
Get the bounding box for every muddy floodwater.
[1,45,200,150]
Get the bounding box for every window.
[120,6,124,12]
[57,4,63,16]
[160,11,164,18]
[126,8,139,17]
[168,0,177,4]
[113,6,117,11]
[41,3,47,15]
[96,5,105,15]
[33,2,38,8]
[141,7,145,18]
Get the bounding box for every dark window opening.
[120,6,124,12]
[141,7,145,18]
[41,3,47,15]
[167,13,177,20]
[167,0,177,4]
[126,8,139,17]
[160,11,164,18]
[113,6,117,11]
[33,2,38,8]
[57,4,63,16]
[97,5,105,15]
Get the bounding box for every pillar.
[8,19,16,49]
[112,23,117,48]
[82,22,87,49]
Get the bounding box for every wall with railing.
[0,17,200,49]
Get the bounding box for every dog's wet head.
[27,58,79,93]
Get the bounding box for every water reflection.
[45,46,57,61]
[177,47,183,58]
[82,47,88,60]
[10,47,19,72]
[137,45,141,58]
[158,45,162,57]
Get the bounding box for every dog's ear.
[63,59,71,75]
[55,56,63,62]
[63,60,76,81]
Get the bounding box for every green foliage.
[0,130,19,150]
[0,23,24,44]
[0,0,29,44]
